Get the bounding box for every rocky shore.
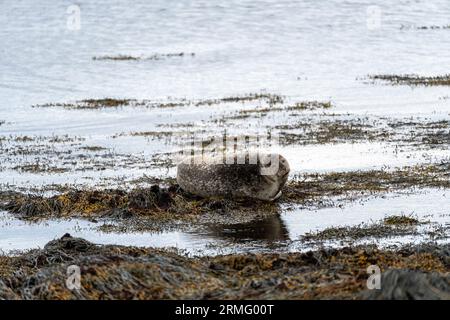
[0,234,448,300]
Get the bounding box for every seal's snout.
[277,155,290,178]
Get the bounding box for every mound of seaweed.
[1,163,449,222]
[0,185,186,219]
[0,184,278,222]
[368,74,450,86]
[0,235,448,299]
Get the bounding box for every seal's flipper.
[271,191,282,201]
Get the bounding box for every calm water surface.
[0,0,449,253]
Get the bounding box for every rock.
[361,269,450,300]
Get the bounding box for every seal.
[176,153,290,201]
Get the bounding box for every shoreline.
[0,234,448,300]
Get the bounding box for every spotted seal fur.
[176,153,290,201]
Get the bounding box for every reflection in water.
[204,214,290,242]
[0,189,449,254]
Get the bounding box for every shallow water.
[1,0,450,107]
[1,188,447,255]
[1,0,449,189]
[0,1,449,252]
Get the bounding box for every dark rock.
[150,185,160,193]
[362,269,450,300]
[167,184,180,193]
[44,234,95,253]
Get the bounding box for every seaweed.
[194,93,284,107]
[0,235,447,299]
[1,163,449,224]
[32,94,283,110]
[300,221,419,243]
[93,55,140,61]
[80,146,107,152]
[284,163,450,207]
[0,186,182,219]
[12,164,70,174]
[92,52,195,61]
[383,215,419,226]
[367,74,450,86]
[230,100,332,119]
[33,98,137,109]
[416,25,450,30]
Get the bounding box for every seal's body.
[176,153,290,201]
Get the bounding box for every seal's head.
[276,154,290,184]
[253,153,290,201]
